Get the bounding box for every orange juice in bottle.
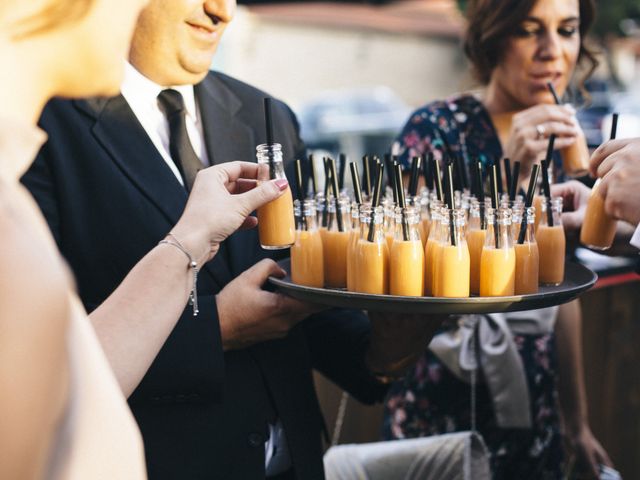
[346,202,365,291]
[355,206,389,294]
[480,208,516,296]
[436,208,470,297]
[533,194,544,232]
[256,143,295,249]
[291,199,324,287]
[467,200,487,295]
[514,206,539,294]
[424,203,443,296]
[323,197,351,288]
[537,197,566,285]
[390,206,424,296]
[580,178,617,250]
[561,121,590,177]
[383,199,396,252]
[420,193,432,248]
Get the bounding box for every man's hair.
[10,0,94,39]
[463,0,598,91]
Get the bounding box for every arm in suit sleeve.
[22,104,226,403]
[303,309,388,405]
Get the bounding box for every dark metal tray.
[268,259,597,314]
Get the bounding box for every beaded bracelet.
[158,232,199,316]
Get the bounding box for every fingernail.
[274,179,289,191]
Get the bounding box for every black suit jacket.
[23,72,386,480]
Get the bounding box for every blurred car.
[297,86,411,156]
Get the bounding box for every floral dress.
[384,95,564,480]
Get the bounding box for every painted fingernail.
[274,179,289,191]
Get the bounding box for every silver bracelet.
[158,232,199,316]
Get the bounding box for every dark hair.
[12,0,94,39]
[463,0,598,89]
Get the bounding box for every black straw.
[445,162,457,247]
[338,153,347,191]
[509,161,521,201]
[423,153,433,190]
[610,113,619,140]
[432,156,443,202]
[322,158,331,228]
[367,163,384,242]
[503,158,512,198]
[489,163,500,248]
[517,164,540,244]
[409,156,421,197]
[362,155,371,198]
[495,157,504,195]
[384,153,394,189]
[391,161,399,205]
[308,154,317,196]
[350,162,363,205]
[294,159,307,231]
[263,98,275,178]
[329,158,344,232]
[294,159,305,203]
[395,163,410,241]
[547,82,561,104]
[475,161,486,230]
[541,135,555,227]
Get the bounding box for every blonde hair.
[10,0,93,39]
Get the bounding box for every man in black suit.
[24,1,440,478]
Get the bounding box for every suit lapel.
[196,75,261,277]
[77,95,233,288]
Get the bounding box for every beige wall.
[215,7,470,112]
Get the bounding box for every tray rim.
[268,260,597,314]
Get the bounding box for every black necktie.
[157,89,202,190]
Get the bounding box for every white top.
[120,63,210,185]
[0,117,147,480]
[631,223,640,249]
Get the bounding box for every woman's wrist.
[168,226,216,265]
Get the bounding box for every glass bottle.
[580,178,617,250]
[537,197,566,285]
[383,198,396,252]
[480,208,516,296]
[514,206,539,294]
[355,206,389,294]
[436,208,470,298]
[291,199,324,288]
[323,198,351,288]
[467,200,487,295]
[256,143,295,249]
[389,206,424,296]
[424,204,444,296]
[346,202,366,291]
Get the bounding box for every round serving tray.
[268,259,597,314]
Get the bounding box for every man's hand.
[216,259,324,351]
[365,312,446,376]
[589,138,640,226]
[550,180,591,232]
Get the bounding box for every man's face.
[129,0,236,86]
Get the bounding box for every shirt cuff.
[630,223,640,249]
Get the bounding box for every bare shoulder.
[0,197,70,343]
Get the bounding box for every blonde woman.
[0,1,288,478]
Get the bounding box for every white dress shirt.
[120,62,210,186]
